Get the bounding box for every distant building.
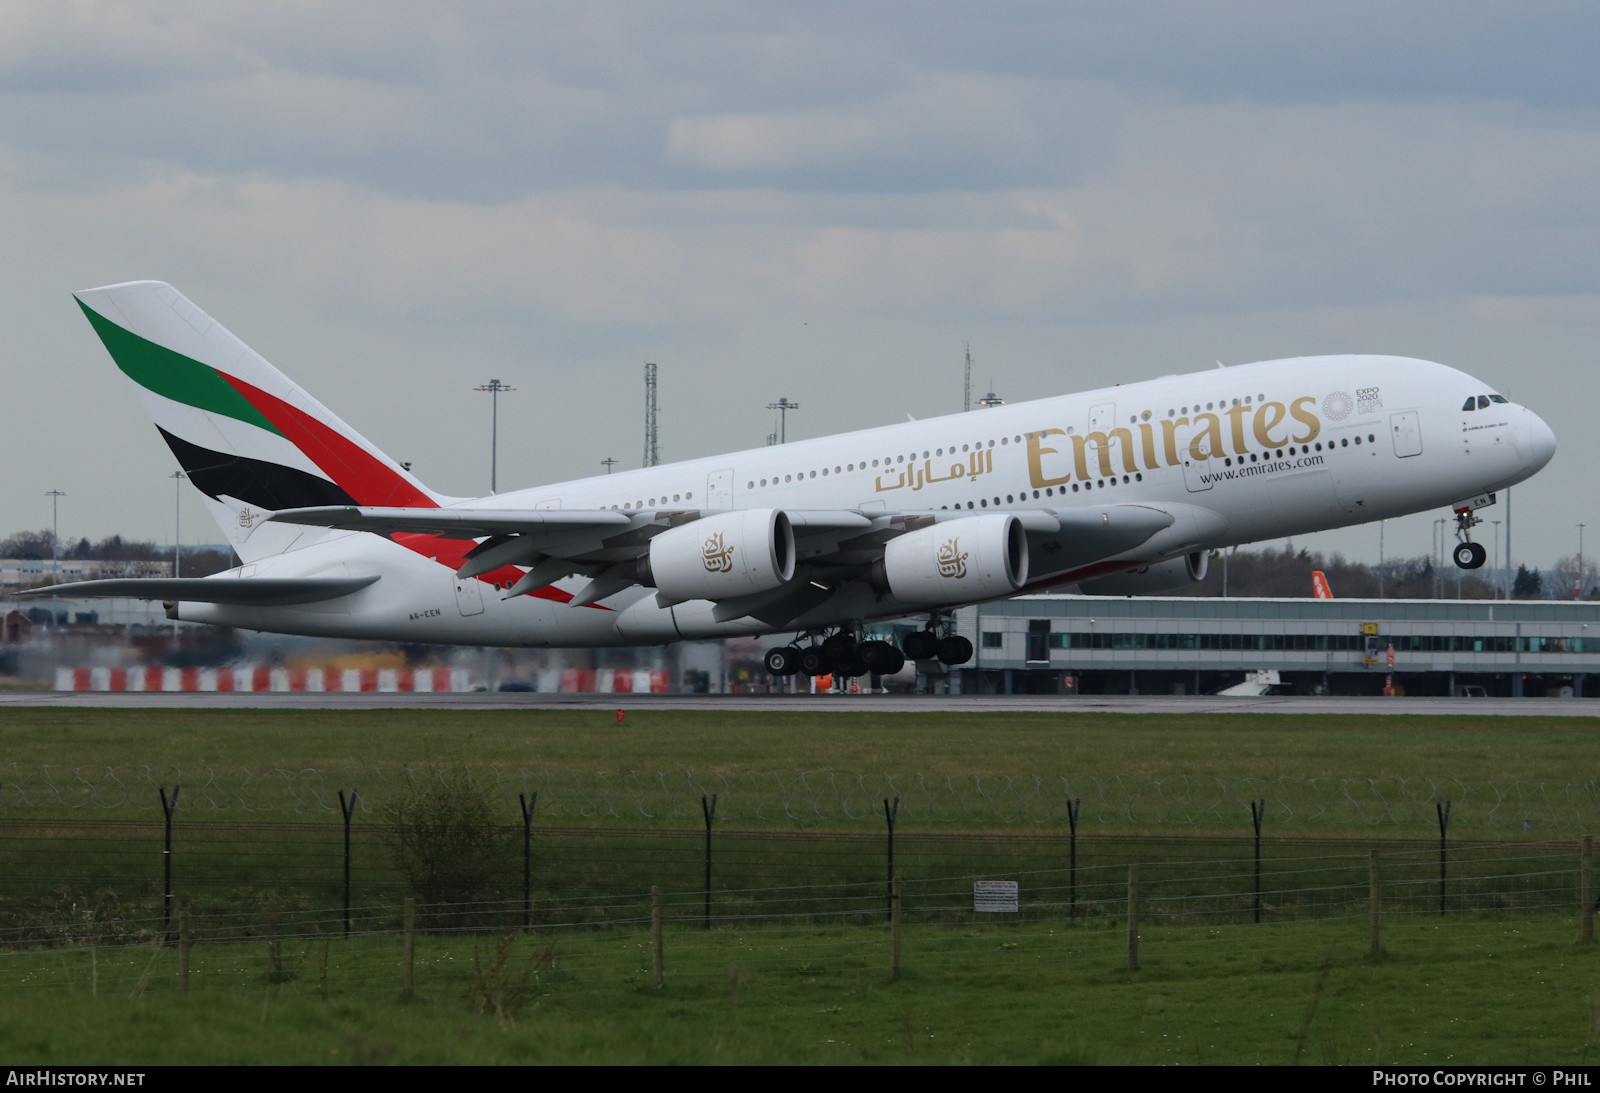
[0,558,170,593]
[949,595,1600,698]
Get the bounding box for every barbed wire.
[0,765,1597,829]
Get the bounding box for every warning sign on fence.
[973,880,1019,913]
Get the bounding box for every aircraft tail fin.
[1312,570,1333,599]
[73,281,453,561]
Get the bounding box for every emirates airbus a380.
[36,281,1556,680]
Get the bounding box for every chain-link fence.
[0,815,1589,947]
[2,765,1599,831]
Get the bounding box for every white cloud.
[666,113,877,171]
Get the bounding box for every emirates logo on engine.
[702,531,735,573]
[936,537,968,579]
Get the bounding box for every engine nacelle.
[878,514,1029,605]
[643,508,795,602]
[1077,551,1209,596]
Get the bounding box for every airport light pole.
[474,379,516,494]
[1578,523,1587,601]
[1491,520,1501,599]
[765,398,800,444]
[169,471,185,579]
[45,490,65,630]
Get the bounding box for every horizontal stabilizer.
[19,575,380,606]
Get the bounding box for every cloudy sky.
[3,1,1597,574]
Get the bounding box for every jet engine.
[875,514,1028,605]
[641,508,795,602]
[1077,551,1209,596]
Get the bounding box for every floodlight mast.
[169,471,185,578]
[474,379,516,494]
[45,489,65,630]
[764,398,800,444]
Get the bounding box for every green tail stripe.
[77,300,283,437]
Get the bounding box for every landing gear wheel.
[1454,541,1487,570]
[936,635,974,665]
[820,633,857,666]
[880,647,907,676]
[858,640,898,672]
[798,647,830,676]
[840,656,870,679]
[764,646,801,676]
[901,630,938,661]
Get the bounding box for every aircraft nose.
[1520,408,1557,473]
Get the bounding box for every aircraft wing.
[268,505,635,539]
[17,575,380,605]
[263,502,1177,620]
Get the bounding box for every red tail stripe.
[219,373,433,509]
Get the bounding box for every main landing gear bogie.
[764,628,972,678]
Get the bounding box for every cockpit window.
[1477,395,1491,409]
[1462,397,1477,412]
[1489,394,1508,404]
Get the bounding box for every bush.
[386,768,512,930]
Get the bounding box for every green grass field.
[1,706,1596,1064]
[2,707,1595,833]
[0,916,1595,1065]
[0,707,1595,779]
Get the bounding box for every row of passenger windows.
[608,491,691,511]
[1012,633,1581,653]
[743,425,1377,495]
[747,435,1028,489]
[1165,393,1271,418]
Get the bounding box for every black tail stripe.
[159,428,357,512]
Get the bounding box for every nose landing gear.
[1453,541,1487,570]
[1451,505,1488,570]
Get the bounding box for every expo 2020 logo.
[1322,391,1354,421]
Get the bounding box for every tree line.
[0,530,238,579]
[1171,545,1598,600]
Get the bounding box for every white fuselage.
[181,354,1556,647]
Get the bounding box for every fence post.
[178,907,191,994]
[1067,798,1081,919]
[402,896,415,999]
[339,789,358,938]
[519,792,538,931]
[890,876,902,978]
[1250,798,1265,924]
[883,796,899,922]
[1368,848,1380,957]
[1437,800,1451,917]
[158,786,179,943]
[1126,863,1139,972]
[651,886,664,987]
[701,794,717,931]
[1583,835,1594,943]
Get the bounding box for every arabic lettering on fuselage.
[871,396,1324,493]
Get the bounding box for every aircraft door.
[707,468,733,509]
[1390,411,1422,457]
[1182,456,1214,492]
[1088,402,1116,432]
[454,574,485,616]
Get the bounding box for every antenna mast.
[643,362,659,467]
[963,343,972,412]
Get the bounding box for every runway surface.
[3,691,1598,716]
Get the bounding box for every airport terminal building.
[947,596,1600,698]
